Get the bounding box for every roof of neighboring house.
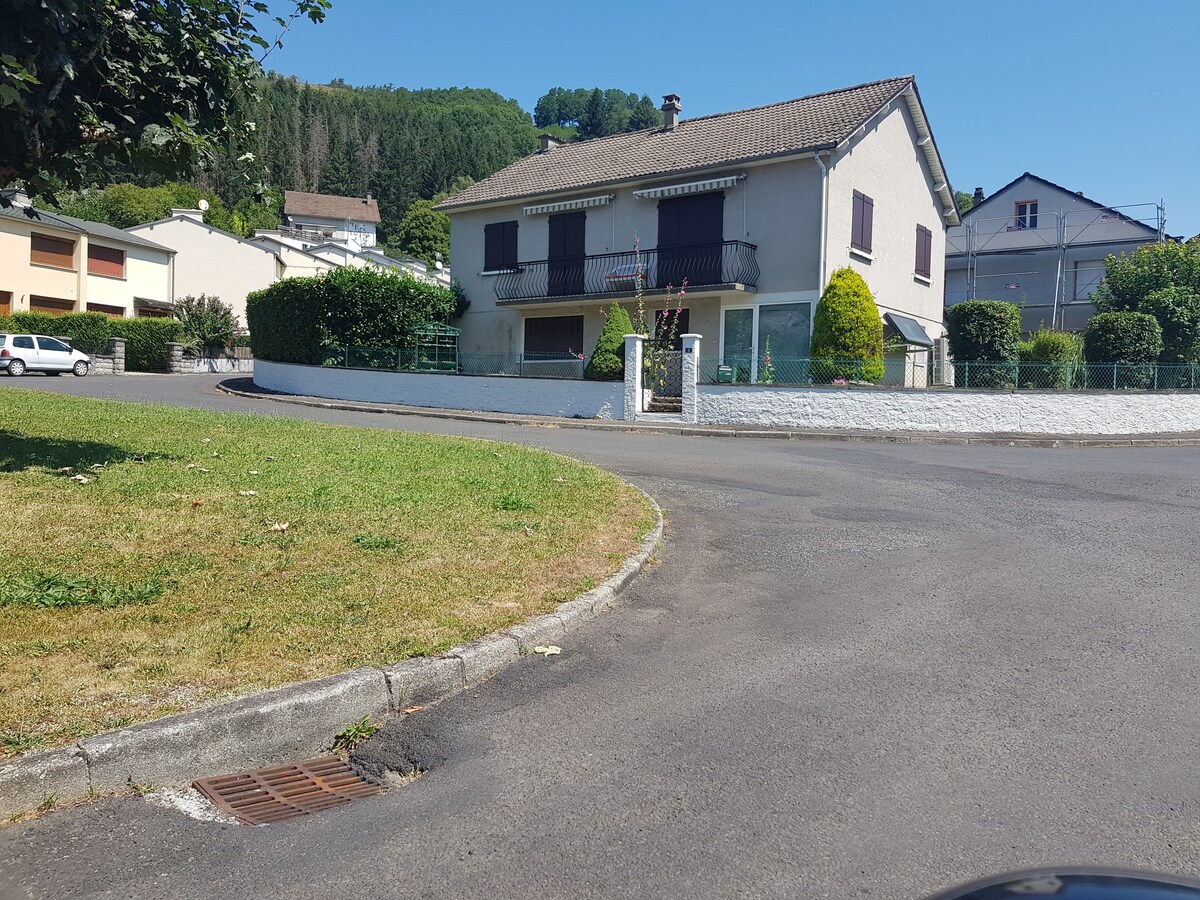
[961,172,1163,237]
[284,190,381,224]
[437,75,954,215]
[128,214,283,262]
[0,205,174,253]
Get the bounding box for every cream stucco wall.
[0,217,84,311]
[85,243,173,315]
[128,217,281,325]
[824,97,949,338]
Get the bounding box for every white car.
[0,334,91,376]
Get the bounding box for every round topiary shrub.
[585,303,633,381]
[1083,311,1163,389]
[809,266,884,382]
[944,299,1022,388]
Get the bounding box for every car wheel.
[7,359,26,376]
[72,360,90,377]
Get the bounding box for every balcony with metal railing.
[493,240,759,304]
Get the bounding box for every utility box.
[716,365,734,384]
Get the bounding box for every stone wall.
[166,343,254,374]
[86,337,125,376]
[254,360,625,420]
[696,384,1200,435]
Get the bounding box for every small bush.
[1083,311,1163,389]
[8,312,112,355]
[945,300,1022,388]
[109,318,184,371]
[809,267,884,382]
[1027,329,1081,364]
[174,295,239,350]
[585,303,632,381]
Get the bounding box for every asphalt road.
[3,374,1200,900]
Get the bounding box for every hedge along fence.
[0,312,182,371]
[247,266,460,365]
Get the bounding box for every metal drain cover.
[192,755,383,826]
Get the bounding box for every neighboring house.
[435,75,958,383]
[281,190,380,250]
[127,210,286,326]
[299,240,452,287]
[0,194,174,319]
[245,233,337,279]
[945,172,1168,332]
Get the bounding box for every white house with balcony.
[435,75,959,385]
[280,190,380,250]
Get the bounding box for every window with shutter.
[915,225,932,279]
[30,233,76,269]
[523,315,585,358]
[87,245,126,278]
[851,191,874,255]
[484,221,519,271]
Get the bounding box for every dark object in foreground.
[192,755,383,826]
[924,867,1200,899]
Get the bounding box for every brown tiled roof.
[436,76,915,211]
[284,190,381,223]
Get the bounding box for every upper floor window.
[30,233,76,270]
[851,191,874,255]
[1015,200,1038,229]
[484,220,518,271]
[914,225,933,280]
[87,244,126,278]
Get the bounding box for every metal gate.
[646,349,683,398]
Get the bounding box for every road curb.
[0,489,664,820]
[213,379,1200,449]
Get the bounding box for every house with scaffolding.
[945,172,1167,333]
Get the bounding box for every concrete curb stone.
[0,481,665,820]
[0,748,90,817]
[78,668,390,795]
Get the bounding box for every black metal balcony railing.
[493,240,759,303]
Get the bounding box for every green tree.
[577,88,611,140]
[628,94,662,130]
[944,300,1022,361]
[394,200,450,265]
[1093,241,1200,312]
[0,0,331,199]
[585,303,633,381]
[1139,286,1200,363]
[45,182,239,232]
[809,267,885,382]
[174,294,239,349]
[954,190,975,216]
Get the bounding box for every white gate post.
[623,334,645,421]
[680,333,700,424]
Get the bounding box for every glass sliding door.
[722,308,754,383]
[757,302,810,384]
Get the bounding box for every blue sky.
[267,0,1198,237]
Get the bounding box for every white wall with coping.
[698,384,1200,434]
[256,360,625,419]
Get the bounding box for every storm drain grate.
[192,755,383,826]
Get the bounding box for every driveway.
[3,374,1199,899]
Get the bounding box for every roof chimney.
[661,94,682,131]
[366,192,373,201]
[972,187,985,208]
[538,133,564,153]
[171,208,204,223]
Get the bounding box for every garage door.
[29,295,76,315]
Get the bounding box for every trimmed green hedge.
[810,267,884,382]
[585,303,632,381]
[247,266,458,364]
[109,319,183,371]
[945,300,1022,388]
[1083,312,1163,363]
[3,312,112,355]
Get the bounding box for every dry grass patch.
[0,389,655,757]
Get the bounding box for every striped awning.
[523,195,613,216]
[633,175,743,199]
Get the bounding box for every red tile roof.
[284,190,381,224]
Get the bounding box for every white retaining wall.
[255,360,625,420]
[698,384,1200,434]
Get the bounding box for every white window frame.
[717,299,815,384]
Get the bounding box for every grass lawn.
[0,389,655,758]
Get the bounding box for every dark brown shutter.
[915,225,932,278]
[851,192,863,250]
[861,195,874,254]
[30,233,76,269]
[485,221,518,271]
[503,221,518,268]
[29,295,75,314]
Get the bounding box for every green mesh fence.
[321,347,586,380]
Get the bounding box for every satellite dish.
[198,199,209,212]
[435,260,444,271]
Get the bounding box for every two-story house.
[281,190,380,250]
[0,196,174,319]
[436,75,958,381]
[945,172,1168,333]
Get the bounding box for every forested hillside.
[205,76,541,239]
